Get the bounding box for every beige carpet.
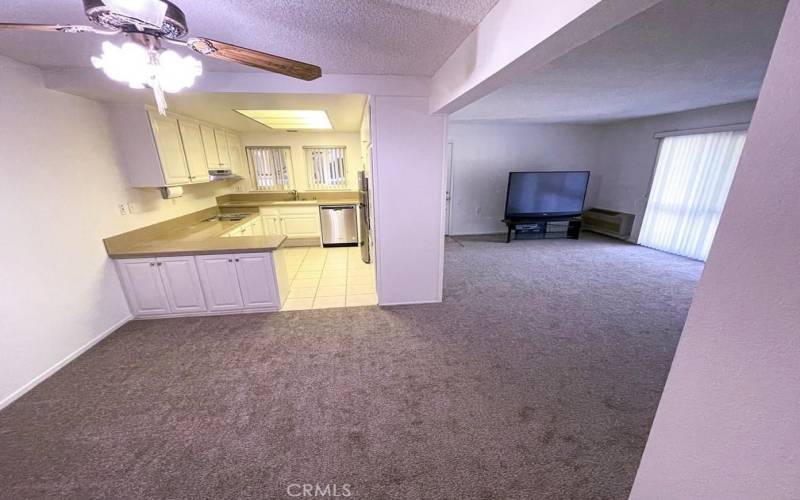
[0,234,703,499]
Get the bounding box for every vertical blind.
[638,130,747,261]
[247,147,292,191]
[305,147,347,190]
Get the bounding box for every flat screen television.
[504,171,590,218]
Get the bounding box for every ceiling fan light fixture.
[90,39,202,114]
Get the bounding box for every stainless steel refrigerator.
[358,171,371,263]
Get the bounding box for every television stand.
[502,217,582,243]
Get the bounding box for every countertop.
[105,213,286,259]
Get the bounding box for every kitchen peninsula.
[104,206,289,319]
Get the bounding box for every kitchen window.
[247,146,292,191]
[304,146,347,190]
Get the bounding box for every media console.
[502,216,582,243]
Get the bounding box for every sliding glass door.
[638,130,747,261]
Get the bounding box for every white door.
[214,128,231,169]
[196,255,244,311]
[234,254,279,309]
[148,112,190,185]
[116,258,170,316]
[178,119,210,183]
[200,124,220,169]
[157,256,207,313]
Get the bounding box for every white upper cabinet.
[214,128,232,169]
[178,119,210,183]
[200,123,221,169]
[227,132,245,176]
[108,104,244,188]
[148,112,191,186]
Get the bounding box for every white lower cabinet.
[260,206,322,239]
[116,258,171,316]
[158,256,207,313]
[116,252,283,318]
[195,255,244,312]
[235,254,279,309]
[262,215,280,235]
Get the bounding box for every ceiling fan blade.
[0,23,118,35]
[186,37,321,81]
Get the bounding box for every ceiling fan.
[0,0,322,114]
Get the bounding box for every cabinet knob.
[157,262,162,266]
[235,258,239,262]
[149,263,154,267]
[228,259,232,262]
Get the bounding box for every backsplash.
[217,192,359,205]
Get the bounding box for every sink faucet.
[290,189,299,201]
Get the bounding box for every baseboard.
[379,299,442,306]
[133,308,279,319]
[0,314,133,411]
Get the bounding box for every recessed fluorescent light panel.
[235,109,333,130]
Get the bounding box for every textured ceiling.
[451,0,788,124]
[0,0,498,75]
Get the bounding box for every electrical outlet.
[126,202,135,214]
[118,203,128,215]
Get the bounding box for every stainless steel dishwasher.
[319,205,358,247]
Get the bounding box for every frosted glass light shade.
[90,41,202,94]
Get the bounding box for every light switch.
[118,203,128,215]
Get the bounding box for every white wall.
[240,131,362,192]
[594,101,756,241]
[447,122,601,235]
[630,1,800,497]
[372,96,446,305]
[0,56,230,407]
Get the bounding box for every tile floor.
[281,246,377,311]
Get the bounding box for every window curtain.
[247,147,292,191]
[638,130,746,261]
[305,147,347,190]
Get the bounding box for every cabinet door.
[178,119,210,183]
[157,256,207,313]
[116,258,170,316]
[280,215,321,238]
[148,112,190,185]
[226,132,245,175]
[262,215,280,235]
[251,218,264,236]
[214,128,231,168]
[200,124,220,168]
[234,254,279,310]
[195,255,244,311]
